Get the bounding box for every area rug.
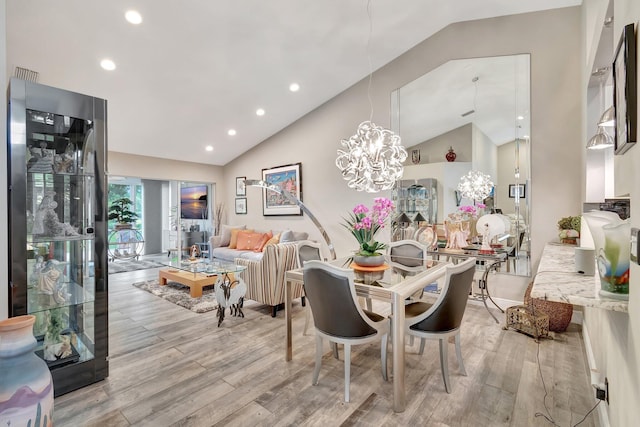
[108,259,165,274]
[132,279,218,313]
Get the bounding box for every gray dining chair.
[388,239,429,306]
[303,260,389,402]
[297,240,323,335]
[404,257,476,393]
[387,239,428,277]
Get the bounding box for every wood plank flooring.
[53,262,600,426]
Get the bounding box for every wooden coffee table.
[158,268,216,298]
[158,260,246,299]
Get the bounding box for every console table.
[531,243,628,313]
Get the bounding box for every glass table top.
[160,259,247,275]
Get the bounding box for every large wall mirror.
[391,54,531,276]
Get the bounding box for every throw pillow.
[280,230,309,243]
[254,231,273,252]
[236,231,265,251]
[229,228,253,249]
[220,224,246,247]
[263,233,281,250]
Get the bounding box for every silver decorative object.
[336,121,407,193]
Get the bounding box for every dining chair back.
[303,260,389,402]
[297,240,323,267]
[404,257,476,393]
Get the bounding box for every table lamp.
[475,214,506,254]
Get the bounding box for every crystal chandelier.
[336,121,407,193]
[335,0,407,193]
[457,170,493,201]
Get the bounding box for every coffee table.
[159,259,245,298]
[159,259,248,326]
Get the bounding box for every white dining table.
[284,258,449,413]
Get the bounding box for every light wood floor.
[54,263,600,426]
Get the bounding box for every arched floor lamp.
[243,179,336,260]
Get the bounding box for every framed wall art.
[261,163,302,216]
[613,23,637,155]
[508,184,525,199]
[235,198,247,215]
[236,176,246,196]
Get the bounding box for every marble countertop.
[531,243,628,313]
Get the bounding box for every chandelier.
[336,121,407,193]
[457,170,493,201]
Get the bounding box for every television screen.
[181,185,208,219]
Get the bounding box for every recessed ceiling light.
[256,108,265,116]
[125,10,143,24]
[228,129,237,136]
[205,145,214,152]
[289,83,300,92]
[100,59,116,71]
[517,115,524,120]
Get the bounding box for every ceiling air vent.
[14,66,39,82]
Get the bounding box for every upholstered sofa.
[209,226,307,316]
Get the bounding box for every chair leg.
[380,333,388,381]
[418,337,426,355]
[344,343,351,402]
[302,306,312,336]
[312,335,323,386]
[301,296,306,307]
[332,342,339,359]
[455,332,467,376]
[439,338,451,393]
[271,305,277,317]
[365,297,372,311]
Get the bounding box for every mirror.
[391,54,531,276]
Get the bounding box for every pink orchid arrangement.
[449,203,486,222]
[344,197,395,256]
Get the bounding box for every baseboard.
[582,320,610,427]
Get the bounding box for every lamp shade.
[396,212,412,225]
[598,106,615,127]
[413,212,427,223]
[586,127,614,150]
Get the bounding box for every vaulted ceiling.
[6,0,580,165]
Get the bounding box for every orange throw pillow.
[253,231,273,252]
[236,231,263,250]
[262,233,281,250]
[229,228,253,249]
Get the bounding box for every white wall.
[581,0,640,425]
[471,124,498,181]
[223,7,583,269]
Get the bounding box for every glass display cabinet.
[393,178,438,224]
[7,78,108,396]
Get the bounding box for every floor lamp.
[243,179,336,260]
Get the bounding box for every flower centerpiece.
[558,215,581,245]
[344,197,394,266]
[448,203,485,222]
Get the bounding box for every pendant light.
[587,68,614,150]
[336,0,407,193]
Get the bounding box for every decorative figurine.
[33,191,79,237]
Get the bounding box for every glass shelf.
[27,279,96,314]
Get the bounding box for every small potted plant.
[108,197,139,230]
[557,215,581,245]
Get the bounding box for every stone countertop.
[531,243,628,313]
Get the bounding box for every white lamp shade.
[476,214,507,241]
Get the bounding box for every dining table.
[284,256,450,413]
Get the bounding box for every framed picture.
[261,163,302,216]
[235,198,247,215]
[180,184,208,219]
[508,184,525,199]
[236,176,246,196]
[613,23,637,155]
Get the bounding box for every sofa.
[209,226,308,316]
